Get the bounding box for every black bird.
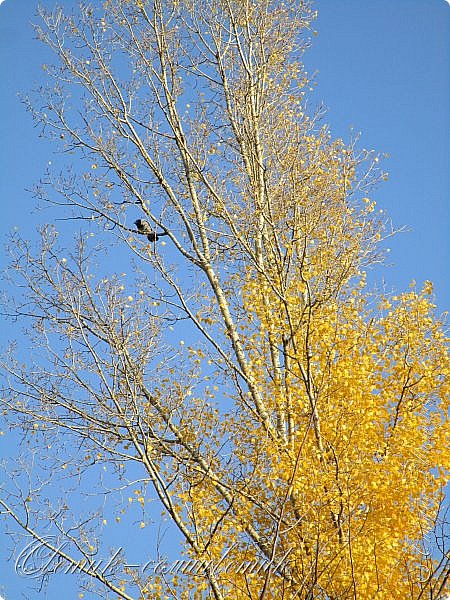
[134,219,169,242]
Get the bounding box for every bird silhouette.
[134,219,168,242]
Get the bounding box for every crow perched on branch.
[134,219,169,242]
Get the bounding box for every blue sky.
[0,1,449,599]
[306,0,449,306]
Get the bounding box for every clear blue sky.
[0,1,448,598]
